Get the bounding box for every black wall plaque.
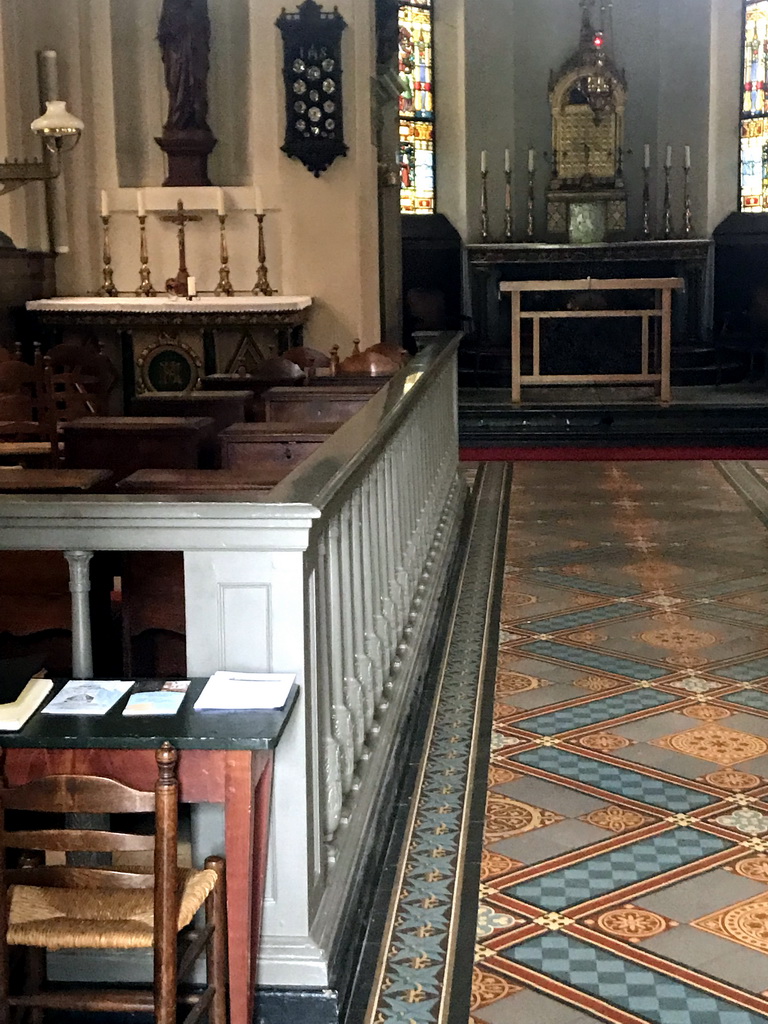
[276,0,348,176]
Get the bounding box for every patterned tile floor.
[364,461,768,1024]
[475,462,768,1024]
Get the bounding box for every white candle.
[253,185,264,216]
[684,145,691,170]
[480,150,487,174]
[528,148,535,172]
[665,145,672,169]
[217,187,226,217]
[100,190,109,218]
[187,276,197,297]
[504,148,510,173]
[136,189,146,218]
[643,144,650,170]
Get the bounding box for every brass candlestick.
[98,214,118,297]
[662,165,673,240]
[683,165,694,238]
[504,166,513,242]
[135,215,156,296]
[641,166,651,240]
[480,168,489,242]
[526,167,535,241]
[252,213,274,296]
[214,213,234,296]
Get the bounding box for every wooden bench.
[218,421,341,472]
[62,416,218,477]
[263,384,379,423]
[129,390,255,431]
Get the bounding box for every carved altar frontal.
[27,295,313,403]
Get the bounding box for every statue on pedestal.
[155,0,217,186]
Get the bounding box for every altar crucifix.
[162,199,202,296]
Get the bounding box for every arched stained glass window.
[398,0,435,213]
[741,1,768,210]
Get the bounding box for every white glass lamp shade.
[31,100,84,151]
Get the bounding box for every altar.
[26,295,313,404]
[466,240,711,389]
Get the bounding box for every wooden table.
[0,677,299,1024]
[500,276,684,403]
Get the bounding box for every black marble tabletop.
[0,677,299,751]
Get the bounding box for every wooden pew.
[62,416,218,477]
[218,421,341,473]
[129,390,255,431]
[263,383,380,424]
[0,468,112,493]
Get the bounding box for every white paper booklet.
[41,679,134,716]
[193,672,295,711]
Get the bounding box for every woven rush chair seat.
[0,741,228,1024]
[9,865,218,949]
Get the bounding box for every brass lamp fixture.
[0,99,84,196]
[582,33,613,117]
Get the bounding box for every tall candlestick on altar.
[504,154,513,242]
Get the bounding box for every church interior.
[1,1,768,1023]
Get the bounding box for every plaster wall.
[0,0,380,355]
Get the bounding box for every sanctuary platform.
[459,385,768,452]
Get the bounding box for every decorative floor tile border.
[363,463,511,1024]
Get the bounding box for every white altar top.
[27,295,313,314]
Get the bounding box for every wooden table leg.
[660,286,672,404]
[223,749,272,1024]
[511,291,522,404]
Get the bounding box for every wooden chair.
[0,742,227,1024]
[0,357,55,468]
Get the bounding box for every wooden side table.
[0,678,299,1024]
[500,276,684,404]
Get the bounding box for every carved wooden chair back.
[0,742,227,1024]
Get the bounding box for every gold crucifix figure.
[161,199,202,296]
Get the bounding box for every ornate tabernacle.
[547,0,627,243]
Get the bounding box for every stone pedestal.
[155,129,217,187]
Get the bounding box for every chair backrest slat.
[1,774,157,814]
[5,829,155,854]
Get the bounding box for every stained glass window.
[398,0,435,214]
[741,2,768,211]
